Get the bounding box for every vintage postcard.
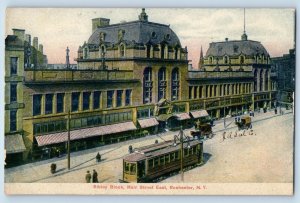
[4,8,295,195]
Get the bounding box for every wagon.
[236,116,252,130]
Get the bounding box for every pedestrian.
[222,132,226,141]
[96,152,101,163]
[92,169,99,183]
[85,170,91,183]
[234,131,238,137]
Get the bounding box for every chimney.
[12,28,25,42]
[92,18,110,33]
[33,37,38,50]
[39,44,43,54]
[25,34,31,45]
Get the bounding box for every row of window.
[207,55,269,65]
[33,111,132,135]
[189,83,252,99]
[148,145,199,169]
[137,108,154,119]
[143,67,180,104]
[32,90,132,116]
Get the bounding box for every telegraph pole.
[180,127,184,182]
[67,110,71,170]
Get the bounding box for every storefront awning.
[5,134,26,154]
[176,113,191,120]
[156,114,176,122]
[190,110,209,119]
[35,121,137,147]
[138,117,159,128]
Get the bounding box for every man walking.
[85,170,91,183]
[92,169,99,183]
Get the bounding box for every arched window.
[100,45,106,58]
[84,48,88,59]
[254,69,258,92]
[161,44,165,59]
[265,70,269,91]
[171,68,180,101]
[224,56,229,64]
[158,67,166,101]
[260,69,264,91]
[146,44,151,58]
[240,55,245,64]
[143,67,152,104]
[120,44,125,57]
[209,57,213,64]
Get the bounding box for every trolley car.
[122,139,203,183]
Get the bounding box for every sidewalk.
[5,108,292,183]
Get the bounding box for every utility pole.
[67,110,71,170]
[180,127,184,182]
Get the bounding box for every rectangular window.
[82,92,91,111]
[10,83,17,103]
[56,93,64,113]
[148,159,154,168]
[71,92,80,112]
[10,110,17,132]
[33,94,42,116]
[160,156,165,165]
[10,57,18,75]
[165,154,170,163]
[107,90,114,108]
[125,89,131,106]
[116,90,123,107]
[45,94,53,114]
[93,91,101,109]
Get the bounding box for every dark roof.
[87,21,181,47]
[5,35,24,47]
[123,139,202,162]
[206,40,269,57]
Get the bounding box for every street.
[5,110,294,183]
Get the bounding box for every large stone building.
[189,32,277,118]
[4,9,277,165]
[271,48,295,106]
[5,29,47,164]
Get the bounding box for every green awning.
[156,114,176,122]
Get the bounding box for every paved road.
[5,109,293,183]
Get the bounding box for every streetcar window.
[160,156,165,165]
[165,154,170,163]
[154,158,159,166]
[189,147,193,155]
[148,159,154,168]
[130,164,136,175]
[175,151,179,160]
[170,153,175,161]
[184,148,189,157]
[125,162,130,172]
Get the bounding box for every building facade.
[5,9,277,165]
[271,48,295,106]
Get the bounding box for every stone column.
[216,85,220,97]
[202,85,206,98]
[122,90,126,107]
[194,86,198,99]
[53,94,57,113]
[257,69,260,92]
[90,92,94,110]
[78,92,83,111]
[267,70,271,91]
[190,86,194,99]
[237,84,240,95]
[41,94,45,115]
[262,69,266,92]
[132,107,137,126]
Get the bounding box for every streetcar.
[122,139,203,183]
[235,115,252,130]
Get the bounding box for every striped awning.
[35,121,137,147]
[190,110,209,118]
[5,134,26,154]
[138,117,159,128]
[176,113,191,121]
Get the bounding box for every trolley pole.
[180,127,184,182]
[67,110,71,170]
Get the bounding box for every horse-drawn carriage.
[235,115,252,130]
[190,121,213,139]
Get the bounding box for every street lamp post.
[67,110,71,170]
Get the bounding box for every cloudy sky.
[6,8,295,68]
